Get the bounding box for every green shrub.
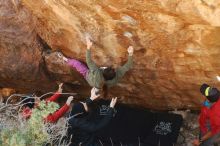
[0,101,60,146]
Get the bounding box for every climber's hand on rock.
[86,36,93,50]
[127,46,134,56]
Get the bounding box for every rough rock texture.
[174,110,199,146]
[0,0,51,92]
[1,0,220,109]
[0,88,15,102]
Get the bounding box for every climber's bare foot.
[57,52,68,62]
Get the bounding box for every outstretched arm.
[46,96,73,123]
[86,36,98,70]
[46,93,61,102]
[46,83,63,102]
[79,87,101,112]
[116,46,133,78]
[46,104,69,123]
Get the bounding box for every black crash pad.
[95,100,183,146]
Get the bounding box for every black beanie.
[206,88,220,103]
[70,102,86,116]
[200,83,210,96]
[21,95,35,109]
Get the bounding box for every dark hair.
[70,102,97,120]
[70,102,86,117]
[206,88,220,103]
[21,95,35,109]
[200,83,210,96]
[102,67,116,81]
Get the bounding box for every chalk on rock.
[121,15,137,25]
[216,76,220,82]
[84,33,92,40]
[82,32,93,44]
[123,32,133,38]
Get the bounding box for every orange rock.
[0,88,16,103]
[0,88,16,97]
[0,0,220,109]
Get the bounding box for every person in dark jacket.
[67,88,117,146]
[57,36,134,89]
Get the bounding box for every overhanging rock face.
[1,0,220,109]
